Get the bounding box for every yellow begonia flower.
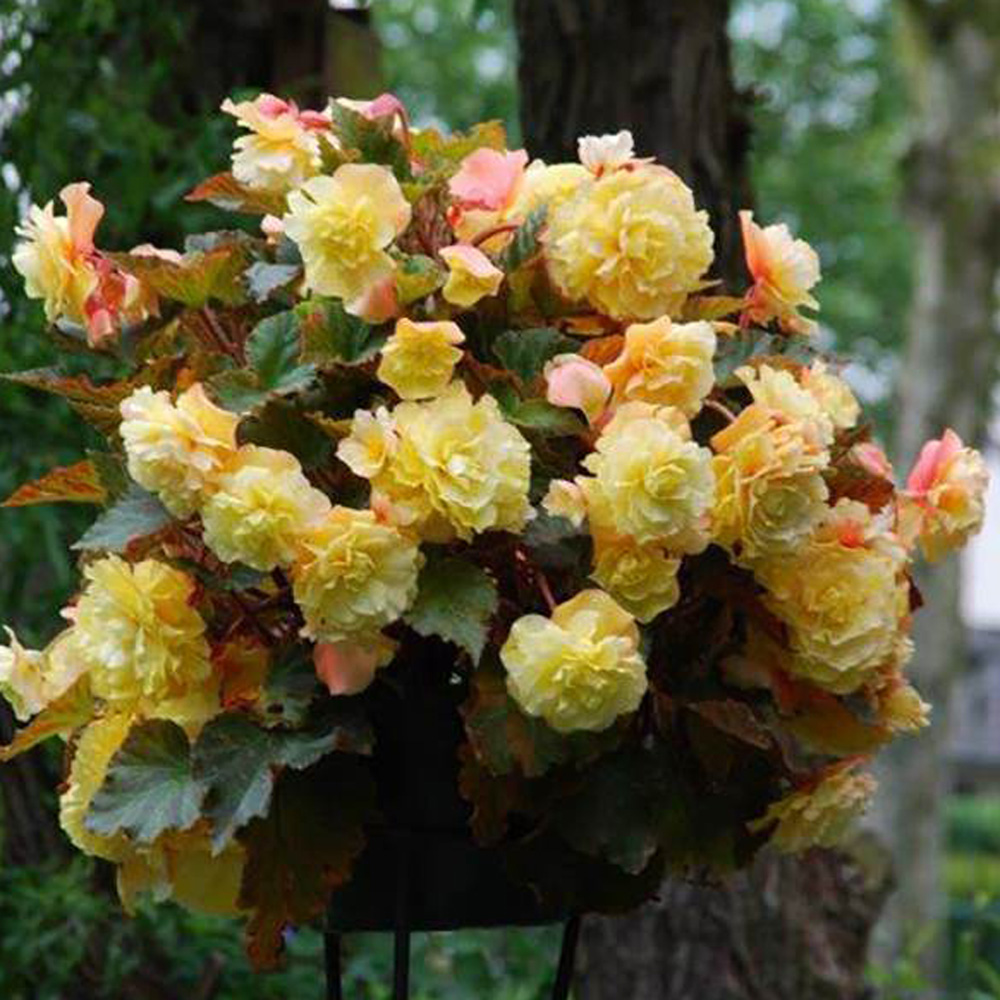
[283,164,411,311]
[0,628,48,722]
[120,383,240,518]
[590,536,681,624]
[750,770,876,852]
[337,406,398,479]
[544,165,714,321]
[118,831,247,917]
[710,404,830,562]
[735,364,834,449]
[13,181,102,328]
[501,589,647,734]
[800,361,860,431]
[221,93,328,194]
[377,318,465,400]
[876,674,930,734]
[439,245,504,308]
[604,317,717,416]
[60,712,135,861]
[343,384,532,543]
[754,534,909,694]
[74,557,212,706]
[201,445,331,571]
[581,402,715,553]
[741,209,821,335]
[542,478,588,528]
[292,506,422,643]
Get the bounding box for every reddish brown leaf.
[0,680,93,762]
[457,743,523,846]
[688,700,773,751]
[578,334,624,366]
[185,172,287,217]
[4,460,106,508]
[5,369,143,434]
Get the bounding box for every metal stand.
[323,835,582,999]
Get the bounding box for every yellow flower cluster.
[292,506,422,643]
[751,770,876,852]
[544,165,714,320]
[283,164,411,312]
[377,319,465,400]
[501,590,647,733]
[339,383,532,542]
[120,384,240,518]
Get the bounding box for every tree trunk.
[875,0,1000,979]
[514,0,753,285]
[514,2,891,996]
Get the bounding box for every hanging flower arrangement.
[1,93,988,967]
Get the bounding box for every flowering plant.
[1,94,988,966]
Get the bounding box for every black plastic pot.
[323,637,580,999]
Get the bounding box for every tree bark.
[874,0,1000,979]
[514,0,753,285]
[515,2,891,996]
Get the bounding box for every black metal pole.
[551,915,582,1000]
[324,931,343,1000]
[393,833,412,1000]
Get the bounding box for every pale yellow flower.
[0,628,48,721]
[13,182,102,327]
[501,590,647,733]
[337,406,398,479]
[741,210,821,334]
[544,165,714,320]
[710,405,830,561]
[201,446,331,571]
[292,506,422,642]
[736,364,834,449]
[439,245,504,308]
[74,557,212,705]
[590,536,681,623]
[283,165,411,310]
[120,383,240,518]
[755,538,909,694]
[60,712,135,861]
[377,318,465,400]
[353,384,533,542]
[542,479,588,528]
[800,361,860,430]
[581,402,715,552]
[221,93,327,194]
[604,317,717,416]
[750,770,876,852]
[876,673,930,734]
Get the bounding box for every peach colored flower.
[852,442,894,480]
[439,245,504,308]
[448,148,528,211]
[740,210,821,334]
[314,636,398,696]
[544,354,612,425]
[900,429,989,561]
[351,274,400,323]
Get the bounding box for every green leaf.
[328,102,411,181]
[244,262,301,303]
[522,512,591,572]
[88,451,131,503]
[501,397,585,436]
[404,554,498,662]
[238,398,333,469]
[73,485,172,553]
[193,706,373,853]
[255,647,323,728]
[410,120,507,176]
[185,171,287,216]
[295,298,382,366]
[109,244,250,308]
[498,206,547,272]
[86,720,204,844]
[247,312,315,392]
[238,757,376,970]
[492,327,578,382]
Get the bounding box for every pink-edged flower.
[899,429,989,561]
[852,442,894,480]
[740,210,821,335]
[314,636,397,696]
[351,274,400,324]
[544,354,612,425]
[439,244,503,307]
[577,130,642,175]
[448,148,528,212]
[338,92,408,124]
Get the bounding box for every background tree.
[874,0,1000,980]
